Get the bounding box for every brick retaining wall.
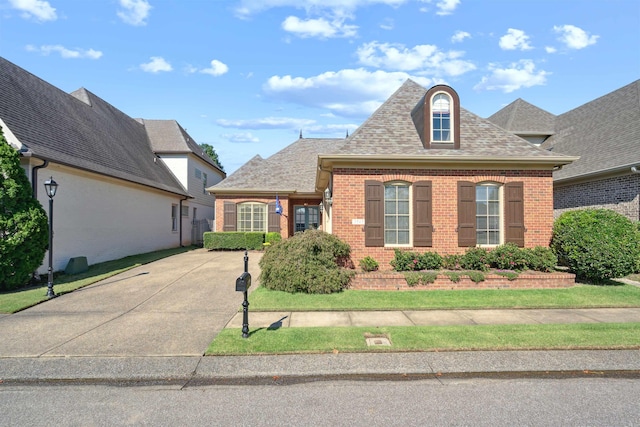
[350,271,576,290]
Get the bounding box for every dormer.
[412,84,461,149]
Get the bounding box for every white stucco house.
[0,57,225,274]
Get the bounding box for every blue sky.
[1,0,638,174]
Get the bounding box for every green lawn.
[207,322,640,355]
[248,284,640,311]
[0,246,197,313]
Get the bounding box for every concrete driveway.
[0,249,261,357]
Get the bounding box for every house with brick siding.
[488,80,640,221]
[208,81,577,269]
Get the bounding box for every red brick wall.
[331,168,554,270]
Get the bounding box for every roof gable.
[0,57,188,196]
[487,98,556,135]
[142,119,224,174]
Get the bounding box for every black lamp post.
[44,176,59,298]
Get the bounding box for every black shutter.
[413,181,433,247]
[268,202,281,232]
[364,180,384,247]
[505,182,525,247]
[457,181,476,247]
[223,202,237,231]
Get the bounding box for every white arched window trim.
[430,91,454,143]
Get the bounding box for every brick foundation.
[350,271,576,290]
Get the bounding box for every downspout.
[30,156,49,199]
[179,196,189,247]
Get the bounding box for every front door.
[294,205,319,233]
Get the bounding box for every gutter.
[632,165,640,174]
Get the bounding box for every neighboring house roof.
[141,119,225,175]
[210,138,345,195]
[0,57,189,196]
[541,80,640,182]
[487,98,556,136]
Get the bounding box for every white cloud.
[234,0,406,18]
[474,60,549,93]
[221,132,260,143]
[117,0,152,26]
[545,46,557,54]
[264,68,433,118]
[434,0,460,15]
[379,18,394,30]
[282,16,358,38]
[140,56,172,73]
[26,44,103,59]
[553,24,599,49]
[216,117,317,130]
[356,41,475,76]
[499,28,533,51]
[451,30,470,43]
[201,59,229,76]
[9,0,56,22]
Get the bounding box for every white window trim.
[237,202,267,232]
[475,183,504,247]
[430,91,454,144]
[384,181,412,247]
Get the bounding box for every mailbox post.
[235,251,251,338]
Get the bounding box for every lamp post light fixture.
[44,176,59,298]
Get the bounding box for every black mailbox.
[236,272,251,292]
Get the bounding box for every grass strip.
[206,322,640,355]
[0,246,196,313]
[248,285,640,311]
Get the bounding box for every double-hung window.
[476,184,501,245]
[384,183,410,245]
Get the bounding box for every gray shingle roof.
[542,80,640,181]
[141,119,224,173]
[0,57,188,196]
[336,80,568,159]
[210,138,345,194]
[487,98,556,135]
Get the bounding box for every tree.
[0,129,49,290]
[199,143,224,172]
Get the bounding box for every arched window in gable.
[431,93,451,142]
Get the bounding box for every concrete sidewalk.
[227,307,640,329]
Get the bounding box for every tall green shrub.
[0,132,49,290]
[259,229,354,294]
[551,209,640,283]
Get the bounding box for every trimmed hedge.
[203,231,281,250]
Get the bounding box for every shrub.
[391,249,442,271]
[418,251,443,270]
[461,247,491,272]
[524,246,557,272]
[490,243,528,271]
[0,133,49,290]
[244,232,265,250]
[551,209,640,283]
[258,229,354,294]
[495,270,519,280]
[390,249,417,271]
[403,271,437,287]
[203,232,247,250]
[442,254,462,270]
[443,271,461,282]
[265,232,281,245]
[465,271,486,283]
[359,256,379,272]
